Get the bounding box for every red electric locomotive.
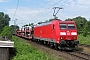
[33,19,79,50]
[16,7,79,50]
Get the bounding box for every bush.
[12,36,50,60]
[0,26,12,40]
[78,35,90,44]
[12,36,63,60]
[83,30,88,37]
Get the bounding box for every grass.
[78,35,90,45]
[11,36,64,60]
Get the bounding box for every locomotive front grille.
[60,40,79,45]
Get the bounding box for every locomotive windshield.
[68,24,75,29]
[60,24,67,29]
[60,24,75,29]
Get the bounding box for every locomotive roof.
[36,20,75,27]
[59,21,75,24]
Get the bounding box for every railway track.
[16,36,90,60]
[31,41,90,60]
[66,51,90,60]
[79,44,90,48]
[32,42,90,60]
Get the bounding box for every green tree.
[73,16,87,33]
[83,22,88,37]
[48,18,55,21]
[0,12,10,33]
[45,20,49,22]
[66,16,87,34]
[65,18,72,21]
[86,20,90,32]
[38,22,42,24]
[10,25,19,34]
[29,23,34,26]
[24,24,29,26]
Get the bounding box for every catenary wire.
[13,0,19,20]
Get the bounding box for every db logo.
[67,32,70,35]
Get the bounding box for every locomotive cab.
[59,21,79,49]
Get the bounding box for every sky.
[0,0,90,28]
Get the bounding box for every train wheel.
[36,39,40,43]
[44,41,49,47]
[47,41,50,46]
[54,43,61,50]
[54,43,59,50]
[44,41,47,45]
[32,38,36,42]
[50,42,54,48]
[40,40,44,44]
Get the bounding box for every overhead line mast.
[53,7,63,19]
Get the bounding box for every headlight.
[60,32,66,35]
[71,32,77,35]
